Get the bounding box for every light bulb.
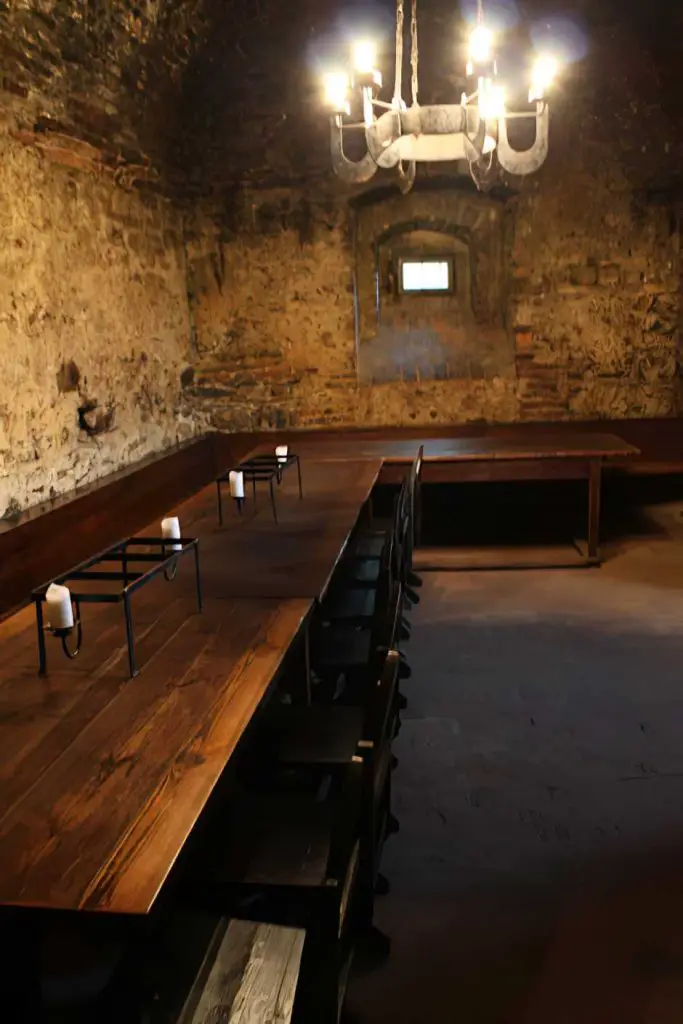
[529,53,558,101]
[323,71,350,113]
[479,80,506,121]
[352,39,377,74]
[468,24,493,64]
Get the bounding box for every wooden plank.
[380,458,591,485]
[0,433,264,622]
[414,543,587,571]
[272,433,639,465]
[0,597,311,914]
[179,919,305,1024]
[169,459,382,602]
[0,438,214,620]
[0,595,195,818]
[416,434,638,461]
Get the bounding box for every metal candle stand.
[216,453,303,525]
[32,535,203,679]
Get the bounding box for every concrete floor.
[347,502,683,1024]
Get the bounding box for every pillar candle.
[46,583,74,631]
[161,516,182,552]
[276,445,289,464]
[229,470,245,499]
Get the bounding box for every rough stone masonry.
[0,0,206,517]
[1,0,682,517]
[184,1,682,431]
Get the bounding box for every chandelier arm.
[468,145,495,192]
[496,102,549,175]
[397,160,416,194]
[463,111,487,163]
[329,116,380,183]
[394,0,404,106]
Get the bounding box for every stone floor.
[347,495,683,1024]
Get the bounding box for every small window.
[399,258,453,294]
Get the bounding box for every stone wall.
[2,0,683,517]
[355,190,513,386]
[183,0,683,433]
[0,0,206,518]
[0,131,197,518]
[186,159,679,430]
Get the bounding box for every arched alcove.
[355,191,515,385]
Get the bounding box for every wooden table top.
[0,590,311,914]
[0,457,377,915]
[0,432,635,916]
[283,433,639,464]
[174,458,382,601]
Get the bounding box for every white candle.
[229,470,245,499]
[161,516,182,552]
[46,583,74,631]
[276,445,288,464]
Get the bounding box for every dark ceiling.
[1,1,681,196]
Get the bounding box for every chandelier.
[322,0,559,192]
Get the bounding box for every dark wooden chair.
[192,760,365,1023]
[311,536,409,694]
[174,918,305,1024]
[268,650,401,935]
[342,446,423,609]
[100,908,305,1024]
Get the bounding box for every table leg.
[194,544,203,613]
[3,912,41,1021]
[587,458,602,564]
[216,480,223,527]
[269,477,278,523]
[296,456,303,499]
[36,598,47,676]
[124,592,138,677]
[304,624,312,705]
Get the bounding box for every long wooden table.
[0,460,379,915]
[287,434,638,568]
[0,590,312,915]
[0,433,636,916]
[174,458,382,601]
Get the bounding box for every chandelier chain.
[477,0,484,24]
[394,0,404,106]
[410,0,418,105]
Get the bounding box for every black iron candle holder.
[32,535,202,679]
[51,609,83,660]
[216,453,303,525]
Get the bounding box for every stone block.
[598,263,621,287]
[514,331,534,355]
[569,264,598,287]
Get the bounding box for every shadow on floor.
[346,532,683,1023]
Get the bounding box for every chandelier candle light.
[323,0,559,191]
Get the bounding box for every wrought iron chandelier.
[323,0,559,192]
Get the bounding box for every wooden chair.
[268,651,401,937]
[175,918,305,1024]
[322,483,411,642]
[193,759,365,1023]
[343,446,422,608]
[311,540,409,693]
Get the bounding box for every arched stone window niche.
[354,192,515,385]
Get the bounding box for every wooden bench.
[177,918,305,1024]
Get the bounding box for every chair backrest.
[365,649,400,746]
[406,444,424,558]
